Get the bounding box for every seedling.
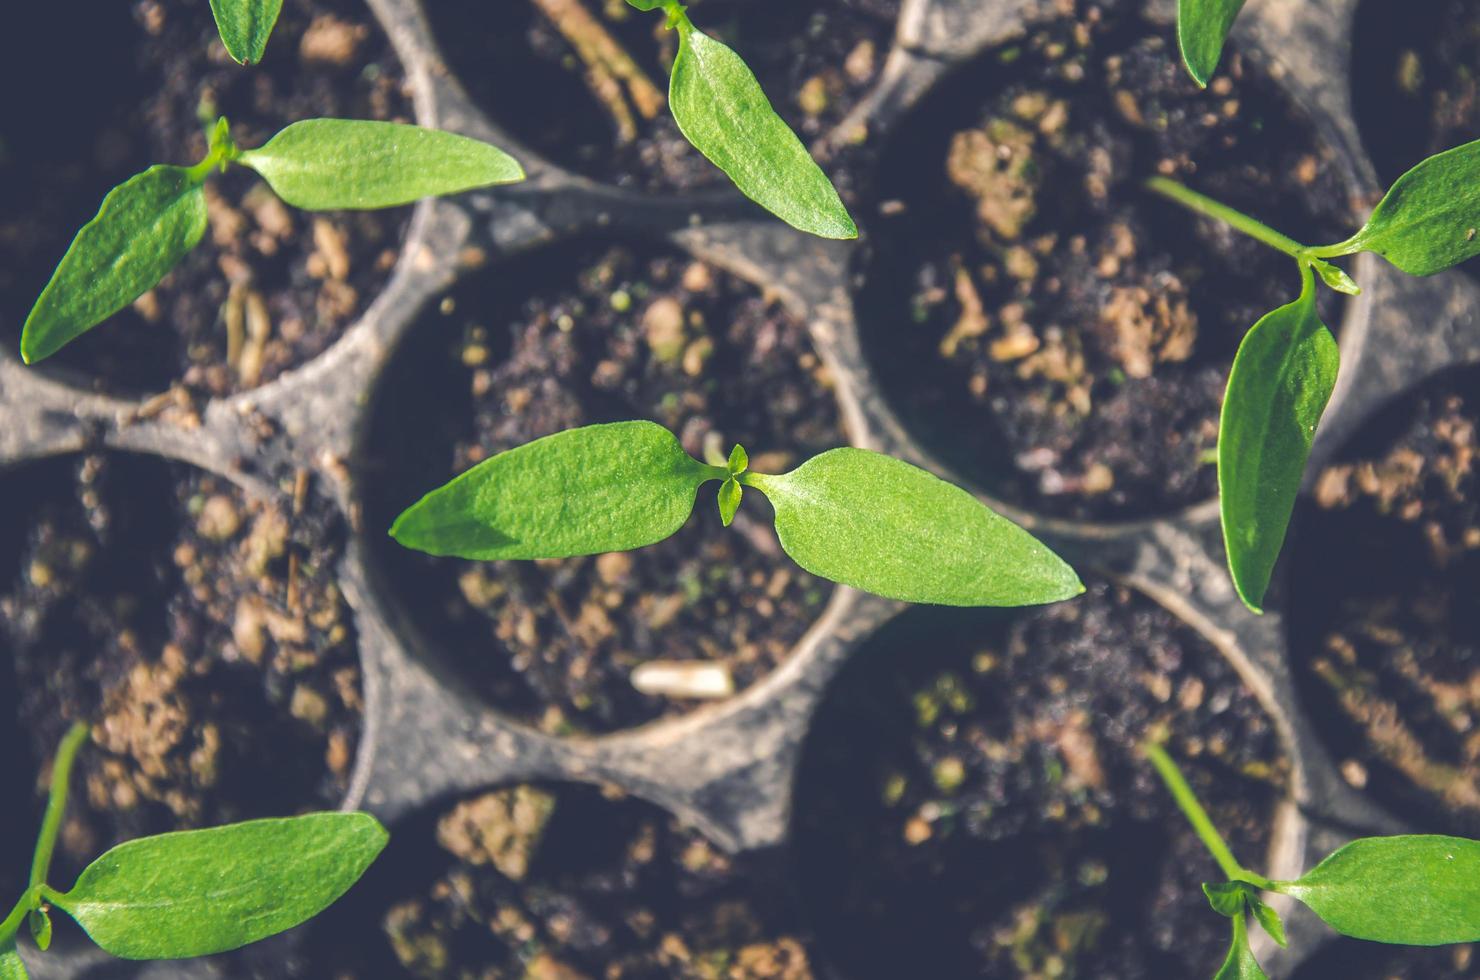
[210,0,282,65]
[1177,0,1247,87]
[0,722,387,976]
[389,420,1083,607]
[20,116,524,365]
[622,0,857,240]
[1146,742,1480,979]
[1148,139,1480,612]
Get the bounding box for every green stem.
[30,722,89,892]
[1144,742,1273,888]
[0,888,36,947]
[1146,177,1309,260]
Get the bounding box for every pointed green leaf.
[21,165,208,364]
[25,910,49,953]
[391,421,717,560]
[1312,259,1360,296]
[1204,881,1251,918]
[53,813,386,960]
[1250,895,1287,948]
[718,477,742,527]
[238,120,525,211]
[727,444,748,475]
[209,0,283,65]
[0,942,26,980]
[1214,916,1268,980]
[746,449,1082,606]
[1218,270,1338,612]
[1340,140,1480,276]
[1177,0,1247,87]
[669,24,856,239]
[1274,835,1480,945]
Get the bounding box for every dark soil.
[428,0,898,196]
[1352,0,1480,189]
[855,0,1354,521]
[792,581,1290,979]
[362,241,842,735]
[296,783,813,979]
[1287,367,1480,838]
[0,0,412,398]
[0,453,362,920]
[1293,939,1478,980]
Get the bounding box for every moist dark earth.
[855,0,1354,521]
[791,581,1289,979]
[1287,367,1480,843]
[428,0,898,197]
[363,242,843,734]
[0,0,412,397]
[0,454,361,926]
[295,783,813,979]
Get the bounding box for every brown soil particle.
[1289,369,1480,837]
[857,0,1352,520]
[365,243,842,735]
[0,0,412,397]
[793,581,1289,979]
[302,784,813,979]
[428,0,898,193]
[0,454,361,905]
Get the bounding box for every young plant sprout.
[20,117,524,365]
[621,0,857,240]
[210,0,283,65]
[0,723,387,976]
[1148,139,1480,613]
[1145,742,1480,979]
[1177,0,1247,87]
[389,420,1083,607]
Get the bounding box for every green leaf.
[727,444,748,475]
[25,911,48,953]
[0,942,26,980]
[1177,0,1247,87]
[391,421,717,560]
[624,0,668,9]
[238,120,525,211]
[1312,259,1360,296]
[1274,835,1480,945]
[1340,139,1480,276]
[1218,269,1338,612]
[1204,880,1250,918]
[668,23,856,239]
[718,477,742,526]
[21,165,208,364]
[209,0,283,65]
[53,812,387,960]
[1250,895,1287,948]
[1213,916,1268,980]
[746,449,1082,606]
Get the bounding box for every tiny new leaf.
[1250,895,1287,948]
[750,449,1083,606]
[209,0,284,65]
[53,812,387,960]
[391,421,714,560]
[25,910,48,953]
[21,166,208,365]
[239,120,526,210]
[0,943,25,980]
[1274,835,1480,945]
[1218,269,1338,612]
[668,24,857,239]
[1339,139,1480,276]
[1178,0,1247,87]
[1204,881,1249,918]
[1213,915,1267,980]
[718,477,742,527]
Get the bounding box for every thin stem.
[1144,742,1273,888]
[1305,236,1364,260]
[1146,177,1308,260]
[0,888,37,947]
[30,722,89,892]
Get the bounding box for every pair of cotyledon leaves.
[1205,836,1480,979]
[1,813,385,975]
[1211,139,1480,613]
[206,0,854,237]
[389,420,1083,608]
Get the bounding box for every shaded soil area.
[0,0,412,397]
[429,0,897,196]
[362,242,842,735]
[1293,938,1477,980]
[1287,367,1480,837]
[0,454,361,921]
[296,783,814,979]
[791,581,1289,979]
[856,0,1353,521]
